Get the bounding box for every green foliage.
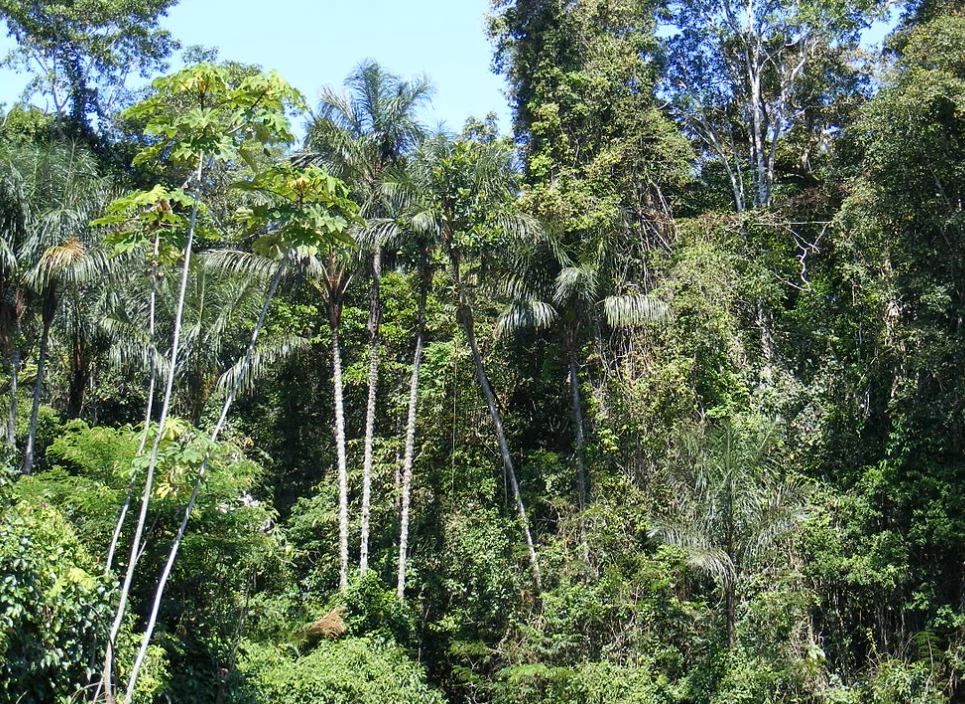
[125,62,305,167]
[3,4,965,703]
[652,416,809,584]
[0,0,178,130]
[342,570,415,643]
[233,638,445,704]
[0,105,56,144]
[92,183,200,262]
[865,657,946,704]
[234,163,358,257]
[16,421,291,701]
[494,660,677,704]
[0,501,114,703]
[432,505,520,641]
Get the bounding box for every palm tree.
[304,246,353,591]
[123,161,357,699]
[649,417,811,649]
[0,141,106,458]
[171,255,267,424]
[376,158,439,600]
[304,60,431,575]
[20,150,111,473]
[23,239,96,473]
[499,231,668,540]
[404,133,543,590]
[393,233,433,600]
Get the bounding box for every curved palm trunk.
[22,310,53,475]
[332,324,350,592]
[396,276,428,600]
[100,178,202,704]
[123,256,288,701]
[458,300,541,591]
[359,246,381,575]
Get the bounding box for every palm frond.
[200,249,279,281]
[554,265,599,306]
[603,293,669,328]
[496,300,558,337]
[649,518,735,585]
[217,334,310,397]
[100,316,169,375]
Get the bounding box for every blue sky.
[0,1,897,136]
[0,0,512,134]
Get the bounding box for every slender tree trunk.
[397,277,428,601]
[100,173,202,704]
[66,316,90,419]
[332,324,350,592]
[7,342,19,451]
[22,313,52,475]
[458,301,541,591]
[359,246,382,575]
[567,346,592,562]
[568,349,587,513]
[123,256,288,701]
[105,248,160,575]
[744,2,769,209]
[726,582,736,650]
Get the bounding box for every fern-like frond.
[603,294,669,328]
[216,334,310,397]
[496,300,558,337]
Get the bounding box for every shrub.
[232,637,445,704]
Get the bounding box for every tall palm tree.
[0,141,106,458]
[499,231,668,540]
[305,246,353,591]
[22,238,102,473]
[304,60,432,575]
[404,133,543,590]
[123,161,357,699]
[649,417,811,649]
[20,150,111,473]
[392,227,434,600]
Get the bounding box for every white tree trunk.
[100,178,202,703]
[105,249,159,575]
[396,282,427,600]
[123,255,288,701]
[359,247,382,575]
[332,326,350,592]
